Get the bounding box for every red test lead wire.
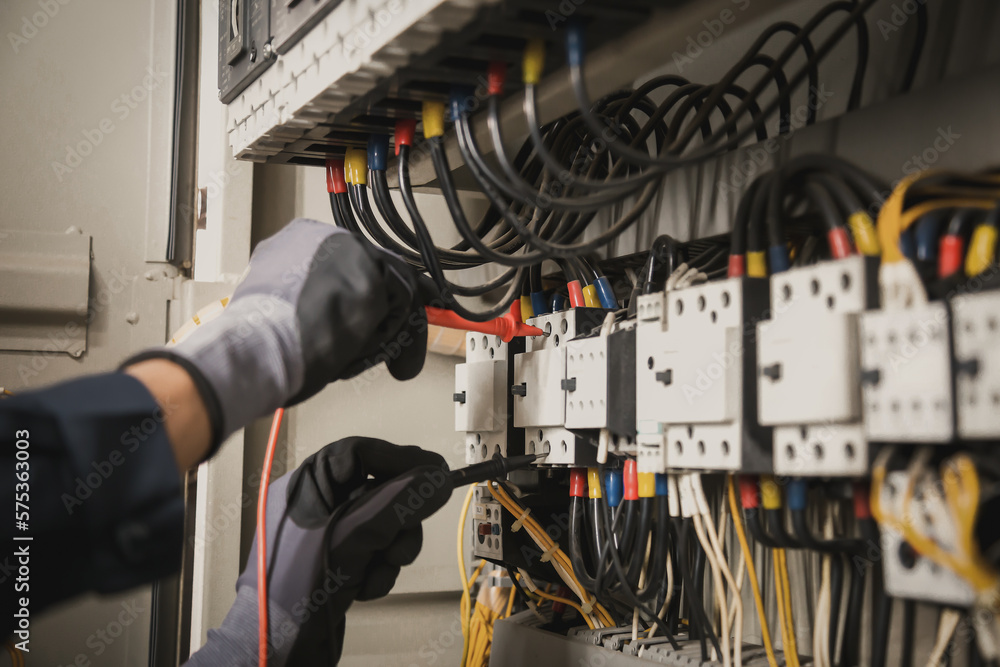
[257,407,285,667]
[425,301,543,343]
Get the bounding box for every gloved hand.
[185,438,452,667]
[126,219,429,452]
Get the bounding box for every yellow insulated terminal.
[523,39,546,85]
[582,284,599,308]
[520,295,534,321]
[760,475,782,510]
[747,251,768,278]
[422,101,446,139]
[587,468,602,499]
[966,224,998,277]
[344,147,367,185]
[637,473,656,499]
[848,211,881,256]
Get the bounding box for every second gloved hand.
[126,219,430,451]
[184,437,453,667]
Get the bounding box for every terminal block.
[860,302,955,443]
[636,279,771,473]
[472,484,504,562]
[456,332,524,464]
[878,472,975,607]
[757,256,877,476]
[512,309,608,466]
[951,290,1000,439]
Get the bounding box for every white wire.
[925,609,962,667]
[693,473,743,667]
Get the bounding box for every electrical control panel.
[636,279,771,473]
[951,290,1000,439]
[457,332,524,464]
[859,303,955,443]
[758,257,877,476]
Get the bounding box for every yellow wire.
[778,550,799,667]
[504,582,517,618]
[877,169,1000,264]
[728,477,779,667]
[457,485,476,665]
[489,482,614,627]
[870,450,998,592]
[531,588,597,629]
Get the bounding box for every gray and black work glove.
[184,437,453,667]
[126,219,429,454]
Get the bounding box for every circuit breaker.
[636,279,771,472]
[512,309,608,466]
[951,290,1000,439]
[860,303,955,443]
[757,256,877,476]
[456,332,524,464]
[218,0,273,103]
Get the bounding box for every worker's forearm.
[125,358,212,471]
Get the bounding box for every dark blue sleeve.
[0,373,184,636]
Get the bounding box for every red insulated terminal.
[853,482,871,520]
[739,476,759,509]
[727,254,745,278]
[938,234,964,278]
[623,460,638,501]
[478,523,492,536]
[567,280,586,308]
[325,158,347,194]
[569,468,587,498]
[394,119,417,156]
[827,227,854,259]
[488,61,507,96]
[551,586,571,614]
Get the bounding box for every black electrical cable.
[335,191,361,235]
[765,508,801,549]
[568,0,877,168]
[900,0,927,94]
[745,507,781,548]
[625,498,653,586]
[453,118,661,259]
[569,496,598,589]
[901,599,916,667]
[397,143,525,320]
[839,562,866,667]
[329,192,348,229]
[594,470,682,651]
[637,495,669,602]
[677,518,717,661]
[871,567,892,667]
